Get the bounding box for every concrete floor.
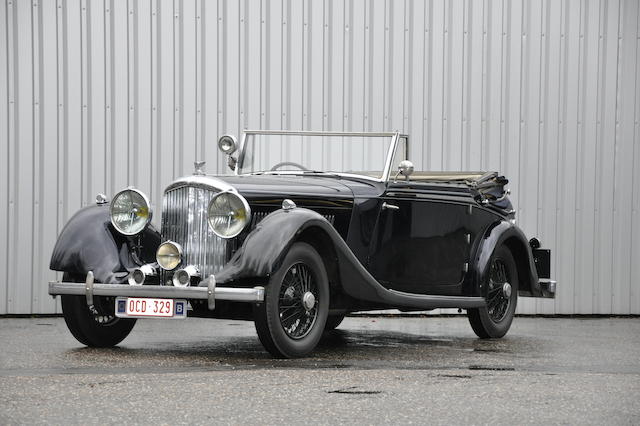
[0,315,638,425]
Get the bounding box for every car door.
[366,136,472,296]
[367,188,471,296]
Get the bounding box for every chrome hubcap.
[502,282,512,298]
[302,292,316,311]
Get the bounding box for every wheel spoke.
[486,258,512,323]
[278,262,319,339]
[281,307,306,326]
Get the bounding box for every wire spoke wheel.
[486,258,511,323]
[467,245,518,339]
[253,242,329,358]
[278,263,319,339]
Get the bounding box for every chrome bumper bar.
[48,271,264,311]
[538,279,557,298]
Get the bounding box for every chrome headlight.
[156,241,182,271]
[207,192,251,238]
[109,188,152,235]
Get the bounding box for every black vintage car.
[49,130,556,358]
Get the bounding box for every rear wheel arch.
[502,236,532,296]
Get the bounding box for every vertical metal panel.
[612,0,638,314]
[593,0,620,315]
[633,2,640,315]
[33,0,60,314]
[1,0,10,314]
[537,0,563,315]
[629,1,640,312]
[8,0,35,313]
[1,0,639,314]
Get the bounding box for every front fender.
[214,207,389,303]
[49,204,161,283]
[474,220,541,297]
[214,208,330,284]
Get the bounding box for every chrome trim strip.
[235,130,405,181]
[165,175,238,194]
[235,132,247,176]
[381,132,400,182]
[85,271,94,308]
[238,170,385,183]
[49,281,265,304]
[242,130,407,137]
[207,275,216,310]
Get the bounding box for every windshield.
[237,132,402,179]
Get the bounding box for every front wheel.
[467,246,518,338]
[253,242,329,358]
[61,273,136,347]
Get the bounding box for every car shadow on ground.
[62,327,532,371]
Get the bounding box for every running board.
[382,289,486,310]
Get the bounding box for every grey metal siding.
[1,0,639,314]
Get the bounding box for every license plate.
[115,297,187,319]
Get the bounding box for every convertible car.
[48,130,556,358]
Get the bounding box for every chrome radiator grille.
[160,185,232,284]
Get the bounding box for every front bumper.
[48,271,264,311]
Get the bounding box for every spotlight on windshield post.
[218,135,238,171]
[218,135,237,155]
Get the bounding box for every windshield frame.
[234,130,406,182]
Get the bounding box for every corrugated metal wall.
[1,0,639,315]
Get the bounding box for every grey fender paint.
[213,208,486,310]
[49,204,161,283]
[474,220,541,297]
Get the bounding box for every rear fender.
[474,220,541,297]
[49,204,161,283]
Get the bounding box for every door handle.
[382,202,400,211]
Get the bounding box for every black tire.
[324,313,346,331]
[61,273,136,347]
[253,242,329,358]
[467,246,518,338]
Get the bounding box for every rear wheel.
[467,246,518,338]
[253,242,329,358]
[61,273,136,347]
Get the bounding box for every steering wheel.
[270,161,309,171]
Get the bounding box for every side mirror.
[218,135,238,171]
[395,160,414,181]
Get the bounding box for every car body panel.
[212,207,486,310]
[49,204,161,284]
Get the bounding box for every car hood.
[217,174,384,199]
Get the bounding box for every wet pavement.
[0,315,638,425]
